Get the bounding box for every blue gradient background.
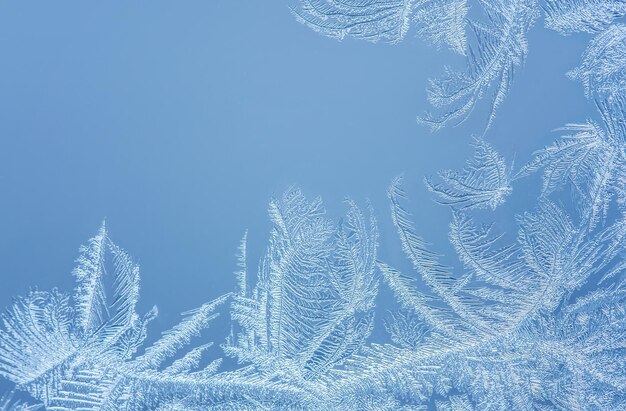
[0,1,593,397]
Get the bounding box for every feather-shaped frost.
[544,0,626,35]
[419,0,539,131]
[226,189,379,382]
[426,137,512,209]
[292,0,415,43]
[72,222,108,336]
[517,99,625,229]
[291,0,626,134]
[436,394,474,411]
[293,0,544,131]
[292,0,469,51]
[0,392,40,411]
[1,87,625,408]
[0,224,156,405]
[0,224,156,409]
[0,290,75,387]
[568,24,626,100]
[1,170,625,409]
[138,296,228,371]
[385,178,571,343]
[0,226,255,411]
[338,167,626,408]
[414,0,469,54]
[384,310,428,349]
[384,177,537,346]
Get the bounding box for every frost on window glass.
[293,0,626,133]
[1,1,626,409]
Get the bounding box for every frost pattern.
[544,0,626,34]
[425,137,512,209]
[292,0,469,52]
[292,0,416,44]
[224,189,379,382]
[0,223,244,410]
[567,24,626,100]
[293,0,626,132]
[2,127,624,408]
[419,0,538,131]
[2,2,626,409]
[517,107,625,230]
[0,392,40,411]
[1,194,380,410]
[327,151,625,408]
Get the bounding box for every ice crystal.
[293,0,626,132]
[225,190,379,381]
[1,140,625,408]
[568,23,626,101]
[329,171,625,408]
[292,0,416,44]
[0,392,40,411]
[292,0,539,130]
[517,111,625,229]
[0,223,237,410]
[1,2,626,409]
[1,193,381,410]
[419,0,539,131]
[425,137,512,210]
[544,0,626,35]
[292,0,469,52]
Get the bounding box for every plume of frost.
[425,137,512,210]
[544,0,626,35]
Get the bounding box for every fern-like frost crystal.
[425,137,512,209]
[225,189,379,382]
[1,166,625,408]
[1,192,383,409]
[544,0,626,34]
[291,0,626,132]
[2,4,626,405]
[293,0,541,131]
[419,0,539,131]
[0,224,233,410]
[292,0,415,43]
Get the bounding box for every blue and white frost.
[1,0,626,409]
[293,0,626,133]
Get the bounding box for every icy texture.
[544,0,626,34]
[1,114,624,408]
[0,195,380,410]
[292,0,416,44]
[293,0,626,132]
[568,24,626,101]
[0,392,40,411]
[225,191,379,382]
[425,137,512,210]
[0,224,241,409]
[419,0,538,131]
[293,0,469,53]
[1,2,626,409]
